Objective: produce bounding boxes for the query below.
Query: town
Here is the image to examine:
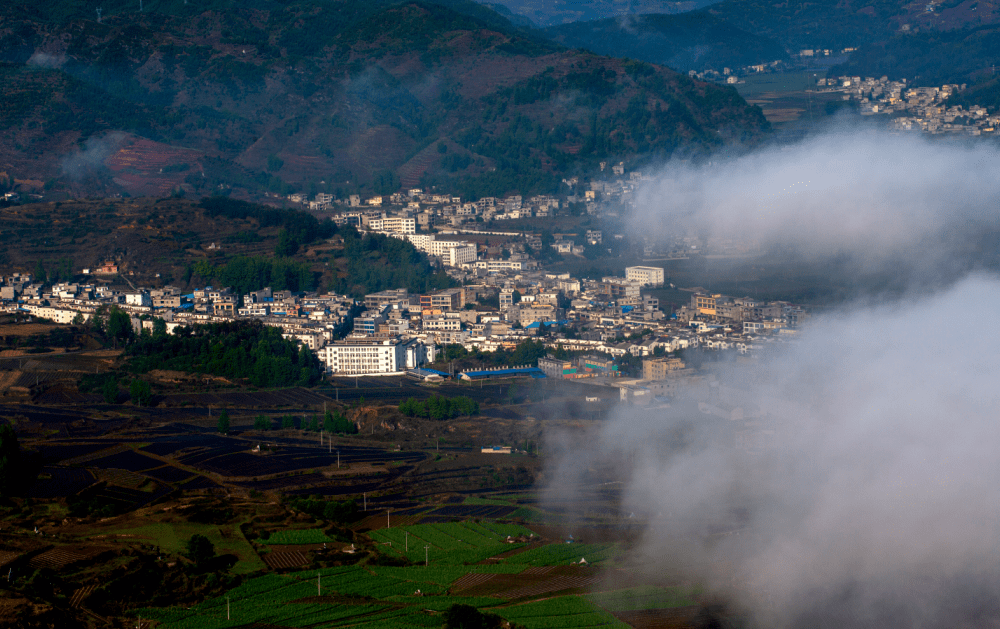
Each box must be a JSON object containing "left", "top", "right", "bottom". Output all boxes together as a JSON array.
[{"left": 1, "top": 179, "right": 809, "bottom": 405}]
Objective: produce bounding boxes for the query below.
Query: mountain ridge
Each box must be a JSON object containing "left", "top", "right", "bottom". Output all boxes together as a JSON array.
[{"left": 0, "top": 0, "right": 770, "bottom": 200}]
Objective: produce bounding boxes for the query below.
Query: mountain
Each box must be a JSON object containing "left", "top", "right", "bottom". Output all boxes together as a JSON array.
[
  {"left": 541, "top": 13, "right": 789, "bottom": 73},
  {"left": 0, "top": 0, "right": 769, "bottom": 202},
  {"left": 701, "top": 0, "right": 1000, "bottom": 51},
  {"left": 479, "top": 0, "right": 720, "bottom": 28},
  {"left": 830, "top": 25, "right": 1000, "bottom": 87}
]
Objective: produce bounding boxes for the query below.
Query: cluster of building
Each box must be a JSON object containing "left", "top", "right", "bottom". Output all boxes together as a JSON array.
[
  {"left": 1, "top": 246, "right": 810, "bottom": 382},
  {"left": 291, "top": 188, "right": 561, "bottom": 230},
  {"left": 818, "top": 76, "right": 998, "bottom": 135}
]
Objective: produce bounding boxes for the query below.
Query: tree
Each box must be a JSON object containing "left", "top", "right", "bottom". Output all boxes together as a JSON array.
[
  {"left": 254, "top": 415, "right": 270, "bottom": 431},
  {"left": 444, "top": 604, "right": 506, "bottom": 629},
  {"left": 282, "top": 415, "right": 296, "bottom": 430},
  {"left": 275, "top": 229, "right": 299, "bottom": 256},
  {"left": 71, "top": 313, "right": 85, "bottom": 325},
  {"left": 185, "top": 534, "right": 216, "bottom": 570},
  {"left": 152, "top": 318, "right": 167, "bottom": 337},
  {"left": 217, "top": 409, "right": 230, "bottom": 434},
  {"left": 323, "top": 409, "right": 335, "bottom": 433},
  {"left": 0, "top": 424, "right": 20, "bottom": 497},
  {"left": 129, "top": 380, "right": 151, "bottom": 407},
  {"left": 308, "top": 415, "right": 319, "bottom": 431},
  {"left": 101, "top": 377, "right": 119, "bottom": 404},
  {"left": 106, "top": 306, "right": 133, "bottom": 348}
]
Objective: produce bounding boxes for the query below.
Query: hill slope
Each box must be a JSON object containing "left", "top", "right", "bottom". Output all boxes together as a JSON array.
[
  {"left": 701, "top": 0, "right": 1000, "bottom": 51},
  {"left": 541, "top": 13, "right": 788, "bottom": 73},
  {"left": 480, "top": 0, "right": 721, "bottom": 27},
  {"left": 0, "top": 0, "right": 769, "bottom": 200}
]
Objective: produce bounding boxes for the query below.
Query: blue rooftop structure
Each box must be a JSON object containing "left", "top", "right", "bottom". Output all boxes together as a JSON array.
[{"left": 459, "top": 367, "right": 545, "bottom": 380}]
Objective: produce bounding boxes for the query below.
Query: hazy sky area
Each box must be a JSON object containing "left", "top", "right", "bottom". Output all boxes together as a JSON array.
[
  {"left": 544, "top": 129, "right": 1000, "bottom": 627},
  {"left": 629, "top": 128, "right": 1000, "bottom": 279}
]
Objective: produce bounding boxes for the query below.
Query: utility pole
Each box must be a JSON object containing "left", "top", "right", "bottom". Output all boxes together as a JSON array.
[
  {"left": 387, "top": 508, "right": 390, "bottom": 529},
  {"left": 227, "top": 596, "right": 230, "bottom": 620},
  {"left": 337, "top": 450, "right": 340, "bottom": 468},
  {"left": 424, "top": 545, "right": 430, "bottom": 567},
  {"left": 405, "top": 531, "right": 408, "bottom": 552},
  {"left": 364, "top": 492, "right": 367, "bottom": 511},
  {"left": 318, "top": 573, "right": 321, "bottom": 596}
]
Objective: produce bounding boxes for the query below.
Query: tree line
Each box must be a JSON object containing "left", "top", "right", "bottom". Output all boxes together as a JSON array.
[
  {"left": 398, "top": 395, "right": 479, "bottom": 419},
  {"left": 331, "top": 227, "right": 456, "bottom": 298},
  {"left": 125, "top": 320, "right": 323, "bottom": 389}
]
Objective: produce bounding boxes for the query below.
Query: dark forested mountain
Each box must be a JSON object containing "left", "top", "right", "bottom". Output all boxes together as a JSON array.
[
  {"left": 542, "top": 13, "right": 788, "bottom": 72},
  {"left": 830, "top": 25, "right": 1000, "bottom": 86},
  {"left": 701, "top": 0, "right": 1000, "bottom": 51},
  {"left": 0, "top": 0, "right": 769, "bottom": 201},
  {"left": 477, "top": 0, "right": 720, "bottom": 27}
]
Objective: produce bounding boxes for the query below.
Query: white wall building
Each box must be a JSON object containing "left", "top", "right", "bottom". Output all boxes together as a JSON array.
[
  {"left": 125, "top": 292, "right": 153, "bottom": 307},
  {"left": 370, "top": 217, "right": 415, "bottom": 235},
  {"left": 625, "top": 266, "right": 665, "bottom": 286},
  {"left": 318, "top": 337, "right": 432, "bottom": 375}
]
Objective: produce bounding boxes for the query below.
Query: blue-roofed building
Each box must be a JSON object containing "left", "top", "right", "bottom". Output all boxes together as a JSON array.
[{"left": 459, "top": 367, "right": 545, "bottom": 381}]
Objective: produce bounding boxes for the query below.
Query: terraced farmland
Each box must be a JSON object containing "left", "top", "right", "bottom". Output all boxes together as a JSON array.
[{"left": 367, "top": 521, "right": 535, "bottom": 566}]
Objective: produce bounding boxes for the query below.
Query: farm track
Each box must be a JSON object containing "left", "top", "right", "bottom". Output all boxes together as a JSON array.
[
  {"left": 501, "top": 573, "right": 601, "bottom": 599},
  {"left": 612, "top": 606, "right": 706, "bottom": 629},
  {"left": 451, "top": 572, "right": 496, "bottom": 591},
  {"left": 263, "top": 550, "right": 311, "bottom": 570},
  {"left": 69, "top": 584, "right": 96, "bottom": 608},
  {"left": 28, "top": 546, "right": 107, "bottom": 570}
]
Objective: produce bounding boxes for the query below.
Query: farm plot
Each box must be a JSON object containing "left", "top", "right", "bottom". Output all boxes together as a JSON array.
[
  {"left": 179, "top": 475, "right": 221, "bottom": 490},
  {"left": 25, "top": 467, "right": 96, "bottom": 498},
  {"left": 61, "top": 444, "right": 132, "bottom": 466},
  {"left": 28, "top": 546, "right": 109, "bottom": 570},
  {"left": 505, "top": 543, "right": 621, "bottom": 567},
  {"left": 36, "top": 442, "right": 111, "bottom": 464},
  {"left": 106, "top": 521, "right": 265, "bottom": 575},
  {"left": 589, "top": 586, "right": 697, "bottom": 612},
  {"left": 263, "top": 550, "right": 311, "bottom": 570},
  {"left": 367, "top": 522, "right": 533, "bottom": 565},
  {"left": 427, "top": 505, "right": 517, "bottom": 518},
  {"left": 97, "top": 468, "right": 147, "bottom": 488},
  {"left": 264, "top": 529, "right": 332, "bottom": 545},
  {"left": 137, "top": 572, "right": 387, "bottom": 629},
  {"left": 142, "top": 465, "right": 195, "bottom": 483},
  {"left": 498, "top": 595, "right": 630, "bottom": 629},
  {"left": 87, "top": 449, "right": 162, "bottom": 472}
]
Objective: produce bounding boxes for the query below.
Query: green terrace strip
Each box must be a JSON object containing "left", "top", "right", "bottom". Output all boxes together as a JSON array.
[
  {"left": 505, "top": 542, "right": 622, "bottom": 566},
  {"left": 497, "top": 595, "right": 630, "bottom": 629},
  {"left": 263, "top": 529, "right": 334, "bottom": 545},
  {"left": 366, "top": 522, "right": 535, "bottom": 565},
  {"left": 135, "top": 571, "right": 388, "bottom": 629},
  {"left": 587, "top": 585, "right": 698, "bottom": 612}
]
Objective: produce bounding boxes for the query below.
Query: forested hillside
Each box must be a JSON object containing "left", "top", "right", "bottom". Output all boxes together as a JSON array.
[
  {"left": 542, "top": 13, "right": 788, "bottom": 72},
  {"left": 0, "top": 0, "right": 770, "bottom": 201}
]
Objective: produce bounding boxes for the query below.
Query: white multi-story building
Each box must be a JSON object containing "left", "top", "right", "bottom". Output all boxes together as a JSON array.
[
  {"left": 370, "top": 217, "right": 416, "bottom": 235},
  {"left": 318, "top": 337, "right": 432, "bottom": 376},
  {"left": 625, "top": 266, "right": 665, "bottom": 286},
  {"left": 403, "top": 234, "right": 476, "bottom": 267},
  {"left": 125, "top": 292, "right": 152, "bottom": 307}
]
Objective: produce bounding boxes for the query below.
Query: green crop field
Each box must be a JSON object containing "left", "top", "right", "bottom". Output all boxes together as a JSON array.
[
  {"left": 105, "top": 520, "right": 265, "bottom": 574},
  {"left": 498, "top": 596, "right": 629, "bottom": 628},
  {"left": 135, "top": 572, "right": 388, "bottom": 628},
  {"left": 264, "top": 529, "right": 333, "bottom": 545},
  {"left": 135, "top": 522, "right": 632, "bottom": 629},
  {"left": 505, "top": 542, "right": 621, "bottom": 566},
  {"left": 367, "top": 521, "right": 535, "bottom": 565},
  {"left": 589, "top": 585, "right": 697, "bottom": 611}
]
